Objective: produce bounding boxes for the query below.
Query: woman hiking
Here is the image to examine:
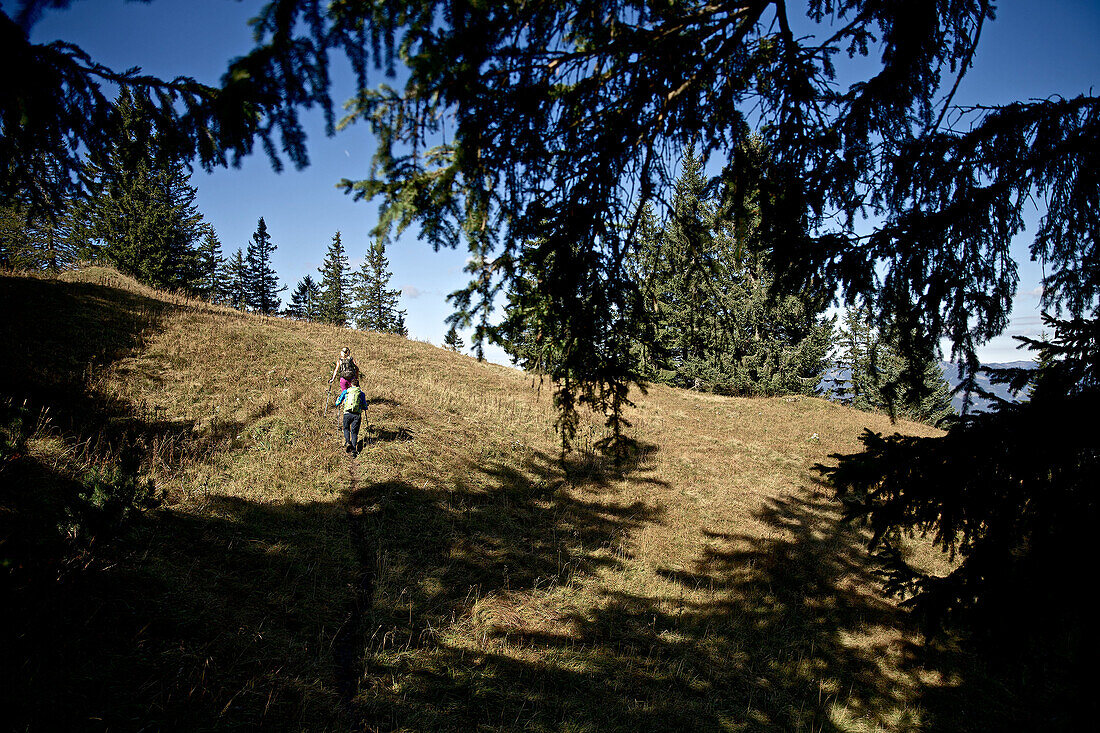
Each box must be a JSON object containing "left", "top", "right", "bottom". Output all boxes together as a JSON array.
[{"left": 329, "top": 347, "right": 359, "bottom": 391}]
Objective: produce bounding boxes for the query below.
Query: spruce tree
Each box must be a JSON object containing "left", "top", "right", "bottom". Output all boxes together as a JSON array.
[
  {"left": 195, "top": 224, "right": 227, "bottom": 303},
  {"left": 630, "top": 145, "right": 834, "bottom": 397},
  {"left": 829, "top": 315, "right": 1097, "bottom": 652},
  {"left": 74, "top": 91, "right": 204, "bottom": 291},
  {"left": 352, "top": 239, "right": 406, "bottom": 333},
  {"left": 245, "top": 217, "right": 284, "bottom": 315},
  {"left": 833, "top": 304, "right": 955, "bottom": 426},
  {"left": 0, "top": 199, "right": 77, "bottom": 272},
  {"left": 443, "top": 324, "right": 464, "bottom": 352},
  {"left": 657, "top": 147, "right": 716, "bottom": 389},
  {"left": 316, "top": 231, "right": 350, "bottom": 327},
  {"left": 285, "top": 274, "right": 320, "bottom": 321},
  {"left": 225, "top": 248, "right": 250, "bottom": 311}
]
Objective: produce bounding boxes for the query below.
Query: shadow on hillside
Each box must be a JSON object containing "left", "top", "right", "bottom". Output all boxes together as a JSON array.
[
  {"left": 3, "top": 494, "right": 357, "bottom": 729},
  {"left": 333, "top": 476, "right": 907, "bottom": 731},
  {"left": 335, "top": 465, "right": 1070, "bottom": 732},
  {"left": 0, "top": 276, "right": 168, "bottom": 411},
  {"left": 2, "top": 275, "right": 333, "bottom": 729},
  {"left": 4, "top": 437, "right": 1063, "bottom": 729},
  {"left": 2, "top": 277, "right": 167, "bottom": 571}
]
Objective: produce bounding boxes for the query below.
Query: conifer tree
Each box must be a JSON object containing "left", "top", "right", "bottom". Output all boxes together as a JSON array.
[
  {"left": 829, "top": 315, "right": 1097, "bottom": 651},
  {"left": 393, "top": 310, "right": 408, "bottom": 338},
  {"left": 195, "top": 224, "right": 227, "bottom": 303},
  {"left": 225, "top": 248, "right": 250, "bottom": 311},
  {"left": 352, "top": 239, "right": 406, "bottom": 333},
  {"left": 74, "top": 91, "right": 204, "bottom": 291},
  {"left": 285, "top": 274, "right": 320, "bottom": 321},
  {"left": 245, "top": 217, "right": 284, "bottom": 315},
  {"left": 316, "top": 231, "right": 350, "bottom": 327},
  {"left": 443, "top": 324, "right": 464, "bottom": 353},
  {"left": 0, "top": 199, "right": 77, "bottom": 272},
  {"left": 629, "top": 145, "right": 834, "bottom": 397},
  {"left": 833, "top": 304, "right": 955, "bottom": 426}
]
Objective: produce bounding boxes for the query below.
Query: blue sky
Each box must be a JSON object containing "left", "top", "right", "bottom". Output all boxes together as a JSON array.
[{"left": 23, "top": 0, "right": 1100, "bottom": 364}]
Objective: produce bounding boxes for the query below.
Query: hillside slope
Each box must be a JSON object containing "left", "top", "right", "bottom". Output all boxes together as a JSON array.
[{"left": 2, "top": 269, "right": 1035, "bottom": 731}]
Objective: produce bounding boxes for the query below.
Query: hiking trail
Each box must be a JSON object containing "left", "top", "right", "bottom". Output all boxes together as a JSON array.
[{"left": 332, "top": 431, "right": 376, "bottom": 709}]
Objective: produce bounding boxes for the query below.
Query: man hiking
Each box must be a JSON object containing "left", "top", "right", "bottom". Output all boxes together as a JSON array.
[{"left": 334, "top": 379, "right": 369, "bottom": 456}]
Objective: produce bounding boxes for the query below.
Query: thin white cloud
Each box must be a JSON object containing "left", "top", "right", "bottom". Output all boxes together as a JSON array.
[
  {"left": 1016, "top": 285, "right": 1044, "bottom": 301},
  {"left": 402, "top": 285, "right": 423, "bottom": 299}
]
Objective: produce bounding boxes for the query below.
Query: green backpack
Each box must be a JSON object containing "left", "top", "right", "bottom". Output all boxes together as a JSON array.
[{"left": 343, "top": 385, "right": 364, "bottom": 413}]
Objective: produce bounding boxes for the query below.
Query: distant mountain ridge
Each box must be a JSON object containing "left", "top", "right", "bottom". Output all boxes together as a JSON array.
[
  {"left": 940, "top": 361, "right": 1036, "bottom": 414},
  {"left": 820, "top": 361, "right": 1037, "bottom": 415}
]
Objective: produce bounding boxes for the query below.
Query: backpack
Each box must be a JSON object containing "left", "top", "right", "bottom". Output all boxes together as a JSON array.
[
  {"left": 338, "top": 357, "right": 358, "bottom": 380},
  {"left": 343, "top": 385, "right": 364, "bottom": 413}
]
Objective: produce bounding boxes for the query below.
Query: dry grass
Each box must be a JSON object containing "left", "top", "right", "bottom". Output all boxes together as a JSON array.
[{"left": 1, "top": 267, "right": 1042, "bottom": 731}]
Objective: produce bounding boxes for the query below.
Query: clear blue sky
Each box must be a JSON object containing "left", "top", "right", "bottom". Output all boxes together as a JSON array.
[{"left": 23, "top": 0, "right": 1100, "bottom": 364}]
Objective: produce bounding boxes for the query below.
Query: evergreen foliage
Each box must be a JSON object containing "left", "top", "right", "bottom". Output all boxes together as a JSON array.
[
  {"left": 0, "top": 200, "right": 77, "bottom": 272},
  {"left": 244, "top": 217, "right": 284, "bottom": 315},
  {"left": 195, "top": 224, "right": 228, "bottom": 303},
  {"left": 832, "top": 305, "right": 955, "bottom": 426},
  {"left": 71, "top": 92, "right": 205, "bottom": 292},
  {"left": 2, "top": 4, "right": 325, "bottom": 216},
  {"left": 225, "top": 248, "right": 250, "bottom": 311},
  {"left": 443, "top": 324, "right": 464, "bottom": 353},
  {"left": 351, "top": 239, "right": 406, "bottom": 334},
  {"left": 628, "top": 147, "right": 834, "bottom": 397},
  {"left": 316, "top": 231, "right": 350, "bottom": 327},
  {"left": 827, "top": 315, "right": 1098, "bottom": 654},
  {"left": 285, "top": 274, "right": 320, "bottom": 321}
]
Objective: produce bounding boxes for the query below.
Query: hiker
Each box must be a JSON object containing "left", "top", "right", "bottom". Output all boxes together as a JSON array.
[
  {"left": 334, "top": 379, "right": 369, "bottom": 456},
  {"left": 329, "top": 347, "right": 359, "bottom": 391}
]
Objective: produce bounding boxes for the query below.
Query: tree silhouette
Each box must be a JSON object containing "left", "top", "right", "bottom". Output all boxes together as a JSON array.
[
  {"left": 285, "top": 274, "right": 320, "bottom": 321},
  {"left": 316, "top": 231, "right": 350, "bottom": 327},
  {"left": 224, "top": 248, "right": 249, "bottom": 312},
  {"left": 826, "top": 316, "right": 1097, "bottom": 650},
  {"left": 195, "top": 225, "right": 228, "bottom": 304},
  {"left": 71, "top": 92, "right": 205, "bottom": 292},
  {"left": 1, "top": 5, "right": 324, "bottom": 216},
  {"left": 245, "top": 217, "right": 284, "bottom": 315},
  {"left": 442, "top": 324, "right": 464, "bottom": 353}
]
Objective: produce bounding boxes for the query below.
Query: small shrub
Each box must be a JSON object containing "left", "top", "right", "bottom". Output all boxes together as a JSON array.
[{"left": 60, "top": 461, "right": 159, "bottom": 546}]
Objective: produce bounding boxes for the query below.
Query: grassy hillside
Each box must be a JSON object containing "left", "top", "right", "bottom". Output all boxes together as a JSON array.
[{"left": 0, "top": 268, "right": 1049, "bottom": 731}]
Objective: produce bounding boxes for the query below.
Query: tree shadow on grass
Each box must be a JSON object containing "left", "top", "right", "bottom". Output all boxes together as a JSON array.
[
  {"left": 341, "top": 484, "right": 906, "bottom": 731},
  {"left": 3, "top": 494, "right": 356, "bottom": 730},
  {"left": 326, "top": 443, "right": 909, "bottom": 732},
  {"left": 0, "top": 276, "right": 169, "bottom": 411},
  {"left": 3, "top": 435, "right": 1055, "bottom": 730},
  {"left": 340, "top": 466, "right": 1071, "bottom": 732},
  {"left": 1, "top": 436, "right": 671, "bottom": 730}
]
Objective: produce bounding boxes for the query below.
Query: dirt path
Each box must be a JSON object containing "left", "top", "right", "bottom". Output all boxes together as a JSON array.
[{"left": 332, "top": 452, "right": 376, "bottom": 709}]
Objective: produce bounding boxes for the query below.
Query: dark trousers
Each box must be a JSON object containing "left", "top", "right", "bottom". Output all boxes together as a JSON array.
[{"left": 342, "top": 411, "right": 362, "bottom": 450}]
